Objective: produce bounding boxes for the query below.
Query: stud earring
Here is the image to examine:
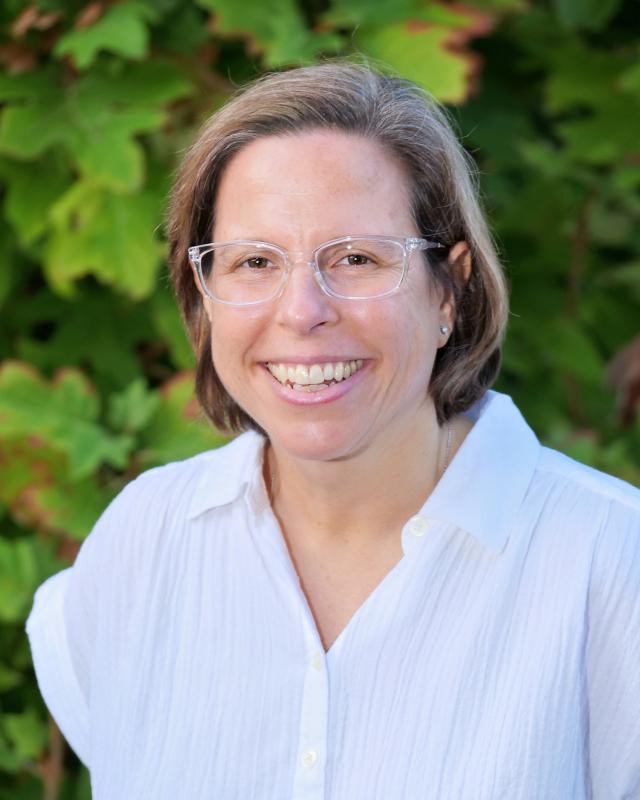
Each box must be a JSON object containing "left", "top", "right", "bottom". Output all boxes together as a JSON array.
[{"left": 439, "top": 325, "right": 449, "bottom": 335}]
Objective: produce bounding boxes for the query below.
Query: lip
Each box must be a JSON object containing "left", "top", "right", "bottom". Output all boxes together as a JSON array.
[
  {"left": 262, "top": 356, "right": 366, "bottom": 365},
  {"left": 260, "top": 359, "right": 370, "bottom": 406}
]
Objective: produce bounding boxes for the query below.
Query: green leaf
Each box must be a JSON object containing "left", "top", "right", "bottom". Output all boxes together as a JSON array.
[
  {"left": 0, "top": 440, "right": 114, "bottom": 540},
  {"left": 544, "top": 43, "right": 625, "bottom": 113},
  {"left": 355, "top": 25, "right": 463, "bottom": 102},
  {"left": 138, "top": 371, "right": 226, "bottom": 467},
  {"left": 27, "top": 478, "right": 114, "bottom": 541},
  {"left": 544, "top": 319, "right": 604, "bottom": 385},
  {"left": 0, "top": 62, "right": 189, "bottom": 190},
  {"left": 595, "top": 261, "right": 640, "bottom": 302},
  {"left": 54, "top": 1, "right": 157, "bottom": 69},
  {"left": 353, "top": 5, "right": 494, "bottom": 104},
  {"left": 0, "top": 155, "right": 72, "bottom": 244},
  {"left": 0, "top": 730, "right": 22, "bottom": 774},
  {"left": 0, "top": 227, "right": 15, "bottom": 311},
  {"left": 77, "top": 60, "right": 193, "bottom": 108},
  {"left": 0, "top": 68, "right": 60, "bottom": 103},
  {"left": 3, "top": 708, "right": 48, "bottom": 760},
  {"left": 154, "top": 4, "right": 211, "bottom": 54},
  {"left": 44, "top": 181, "right": 164, "bottom": 299},
  {"left": 470, "top": 0, "right": 526, "bottom": 8},
  {"left": 16, "top": 289, "right": 154, "bottom": 391},
  {"left": 0, "top": 361, "right": 133, "bottom": 479},
  {"left": 0, "top": 663, "right": 22, "bottom": 692},
  {"left": 72, "top": 107, "right": 164, "bottom": 191},
  {"left": 321, "top": 0, "right": 425, "bottom": 28},
  {"left": 197, "top": 0, "right": 341, "bottom": 65},
  {"left": 551, "top": 0, "right": 623, "bottom": 31},
  {"left": 556, "top": 97, "right": 640, "bottom": 164},
  {"left": 0, "top": 95, "right": 70, "bottom": 161},
  {"left": 0, "top": 538, "right": 40, "bottom": 622},
  {"left": 619, "top": 61, "right": 640, "bottom": 96},
  {"left": 108, "top": 379, "right": 160, "bottom": 433},
  {"left": 150, "top": 287, "right": 195, "bottom": 370},
  {"left": 587, "top": 200, "right": 633, "bottom": 247}
]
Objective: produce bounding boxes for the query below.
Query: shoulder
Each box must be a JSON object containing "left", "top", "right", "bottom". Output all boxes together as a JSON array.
[
  {"left": 534, "top": 447, "right": 640, "bottom": 592},
  {"left": 112, "top": 429, "right": 263, "bottom": 516},
  {"left": 537, "top": 445, "right": 640, "bottom": 514},
  {"left": 82, "top": 430, "right": 264, "bottom": 556},
  {"left": 532, "top": 446, "right": 640, "bottom": 540},
  {"left": 60, "top": 430, "right": 265, "bottom": 614},
  {"left": 516, "top": 446, "right": 640, "bottom": 585}
]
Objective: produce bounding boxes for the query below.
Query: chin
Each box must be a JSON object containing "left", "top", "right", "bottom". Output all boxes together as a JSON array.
[{"left": 265, "top": 419, "right": 367, "bottom": 464}]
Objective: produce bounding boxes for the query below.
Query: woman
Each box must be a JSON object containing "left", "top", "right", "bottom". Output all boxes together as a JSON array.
[{"left": 27, "top": 63, "right": 640, "bottom": 799}]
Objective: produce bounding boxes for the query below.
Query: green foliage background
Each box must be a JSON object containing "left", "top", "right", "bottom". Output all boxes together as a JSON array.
[{"left": 0, "top": 0, "right": 639, "bottom": 795}]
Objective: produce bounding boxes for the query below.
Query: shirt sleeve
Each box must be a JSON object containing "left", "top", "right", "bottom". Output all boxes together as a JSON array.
[
  {"left": 26, "top": 568, "right": 90, "bottom": 766},
  {"left": 25, "top": 477, "right": 132, "bottom": 768},
  {"left": 586, "top": 498, "right": 640, "bottom": 799}
]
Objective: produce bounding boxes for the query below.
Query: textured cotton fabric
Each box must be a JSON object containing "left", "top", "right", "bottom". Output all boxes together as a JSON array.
[{"left": 27, "top": 390, "right": 640, "bottom": 799}]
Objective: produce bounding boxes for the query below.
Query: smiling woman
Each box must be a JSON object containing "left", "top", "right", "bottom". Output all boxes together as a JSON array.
[
  {"left": 27, "top": 63, "right": 640, "bottom": 799},
  {"left": 191, "top": 130, "right": 462, "bottom": 466}
]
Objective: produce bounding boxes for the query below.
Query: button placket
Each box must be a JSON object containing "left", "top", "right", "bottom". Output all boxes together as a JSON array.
[{"left": 291, "top": 630, "right": 329, "bottom": 800}]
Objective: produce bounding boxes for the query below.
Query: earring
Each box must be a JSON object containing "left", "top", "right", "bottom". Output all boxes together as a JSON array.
[{"left": 439, "top": 325, "right": 449, "bottom": 335}]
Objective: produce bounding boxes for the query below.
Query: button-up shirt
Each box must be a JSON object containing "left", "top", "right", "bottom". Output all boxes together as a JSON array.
[{"left": 26, "top": 391, "right": 640, "bottom": 799}]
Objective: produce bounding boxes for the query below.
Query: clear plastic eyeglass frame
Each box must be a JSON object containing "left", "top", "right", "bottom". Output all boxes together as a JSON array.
[{"left": 187, "top": 234, "right": 447, "bottom": 306}]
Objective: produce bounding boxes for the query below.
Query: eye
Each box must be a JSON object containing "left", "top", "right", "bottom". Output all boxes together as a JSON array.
[
  {"left": 242, "top": 256, "right": 272, "bottom": 270},
  {"left": 331, "top": 251, "right": 378, "bottom": 269},
  {"left": 343, "top": 253, "right": 371, "bottom": 266}
]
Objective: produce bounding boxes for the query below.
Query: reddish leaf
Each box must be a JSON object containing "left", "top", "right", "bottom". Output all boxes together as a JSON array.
[
  {"left": 10, "top": 7, "right": 62, "bottom": 38},
  {"left": 607, "top": 335, "right": 640, "bottom": 425},
  {"left": 0, "top": 44, "right": 37, "bottom": 75},
  {"left": 75, "top": 2, "right": 107, "bottom": 30},
  {"left": 11, "top": 7, "right": 40, "bottom": 38}
]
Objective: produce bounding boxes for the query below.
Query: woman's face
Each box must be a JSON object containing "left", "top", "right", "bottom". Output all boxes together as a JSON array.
[{"left": 200, "top": 130, "right": 458, "bottom": 463}]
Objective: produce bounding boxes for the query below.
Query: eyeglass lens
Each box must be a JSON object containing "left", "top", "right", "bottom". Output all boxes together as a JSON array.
[{"left": 198, "top": 238, "right": 407, "bottom": 303}]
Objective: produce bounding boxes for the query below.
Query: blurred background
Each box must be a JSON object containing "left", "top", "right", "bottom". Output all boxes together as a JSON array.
[{"left": 0, "top": 0, "right": 639, "bottom": 796}]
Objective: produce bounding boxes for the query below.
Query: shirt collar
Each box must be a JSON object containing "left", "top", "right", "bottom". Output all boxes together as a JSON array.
[
  {"left": 187, "top": 390, "right": 541, "bottom": 554},
  {"left": 420, "top": 390, "right": 540, "bottom": 553},
  {"left": 187, "top": 429, "right": 265, "bottom": 519}
]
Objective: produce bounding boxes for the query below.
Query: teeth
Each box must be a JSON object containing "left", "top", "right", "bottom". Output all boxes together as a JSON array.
[
  {"left": 267, "top": 360, "right": 365, "bottom": 388},
  {"left": 293, "top": 383, "right": 327, "bottom": 392}
]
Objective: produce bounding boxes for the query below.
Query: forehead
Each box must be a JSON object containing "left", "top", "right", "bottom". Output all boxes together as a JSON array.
[{"left": 212, "top": 130, "right": 415, "bottom": 243}]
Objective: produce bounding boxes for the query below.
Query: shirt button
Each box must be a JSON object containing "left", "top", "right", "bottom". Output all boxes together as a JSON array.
[
  {"left": 408, "top": 515, "right": 429, "bottom": 537},
  {"left": 311, "top": 651, "right": 323, "bottom": 671},
  {"left": 301, "top": 749, "right": 318, "bottom": 768}
]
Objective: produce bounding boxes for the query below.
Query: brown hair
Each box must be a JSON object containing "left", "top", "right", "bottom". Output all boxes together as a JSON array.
[{"left": 167, "top": 61, "right": 509, "bottom": 432}]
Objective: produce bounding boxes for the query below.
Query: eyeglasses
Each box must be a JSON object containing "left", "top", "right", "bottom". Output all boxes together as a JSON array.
[{"left": 187, "top": 235, "right": 446, "bottom": 306}]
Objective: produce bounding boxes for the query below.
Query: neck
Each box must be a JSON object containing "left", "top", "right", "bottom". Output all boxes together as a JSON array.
[{"left": 265, "top": 404, "right": 453, "bottom": 553}]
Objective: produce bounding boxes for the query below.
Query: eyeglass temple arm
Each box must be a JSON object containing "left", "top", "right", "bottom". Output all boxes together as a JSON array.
[{"left": 408, "top": 237, "right": 447, "bottom": 251}]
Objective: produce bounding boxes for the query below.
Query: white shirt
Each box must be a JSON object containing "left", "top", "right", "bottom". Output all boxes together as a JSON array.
[{"left": 27, "top": 390, "right": 640, "bottom": 799}]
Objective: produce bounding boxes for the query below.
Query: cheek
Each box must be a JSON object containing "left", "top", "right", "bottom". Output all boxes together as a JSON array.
[{"left": 208, "top": 308, "right": 265, "bottom": 378}]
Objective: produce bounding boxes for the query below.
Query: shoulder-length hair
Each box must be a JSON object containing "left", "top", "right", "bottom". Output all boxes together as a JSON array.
[{"left": 167, "top": 61, "right": 509, "bottom": 432}]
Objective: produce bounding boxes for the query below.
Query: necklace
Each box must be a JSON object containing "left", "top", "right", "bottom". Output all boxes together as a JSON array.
[{"left": 440, "top": 420, "right": 453, "bottom": 480}]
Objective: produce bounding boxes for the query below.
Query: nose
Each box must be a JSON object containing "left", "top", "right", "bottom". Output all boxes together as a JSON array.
[{"left": 274, "top": 258, "right": 339, "bottom": 333}]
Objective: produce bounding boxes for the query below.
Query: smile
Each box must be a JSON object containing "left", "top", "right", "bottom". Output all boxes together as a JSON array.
[{"left": 266, "top": 360, "right": 365, "bottom": 392}]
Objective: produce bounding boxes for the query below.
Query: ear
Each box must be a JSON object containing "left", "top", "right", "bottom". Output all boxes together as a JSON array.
[
  {"left": 438, "top": 240, "right": 471, "bottom": 343},
  {"left": 190, "top": 260, "right": 215, "bottom": 325}
]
